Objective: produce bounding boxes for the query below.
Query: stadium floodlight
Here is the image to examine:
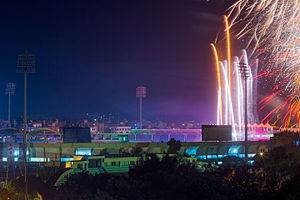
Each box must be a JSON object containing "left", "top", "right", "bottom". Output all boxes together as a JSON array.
[
  {"left": 136, "top": 86, "right": 146, "bottom": 129},
  {"left": 17, "top": 52, "right": 35, "bottom": 200},
  {"left": 239, "top": 62, "right": 249, "bottom": 161},
  {"left": 6, "top": 82, "right": 16, "bottom": 128},
  {"left": 17, "top": 53, "right": 35, "bottom": 130}
]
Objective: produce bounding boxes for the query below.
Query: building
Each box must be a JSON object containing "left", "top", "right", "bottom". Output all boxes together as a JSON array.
[
  {"left": 53, "top": 154, "right": 141, "bottom": 186},
  {"left": 0, "top": 140, "right": 268, "bottom": 166},
  {"left": 91, "top": 133, "right": 128, "bottom": 143},
  {"left": 129, "top": 129, "right": 202, "bottom": 142},
  {"left": 108, "top": 126, "right": 131, "bottom": 133}
]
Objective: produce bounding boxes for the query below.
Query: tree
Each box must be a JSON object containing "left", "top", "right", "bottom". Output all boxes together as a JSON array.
[
  {"left": 221, "top": 156, "right": 245, "bottom": 166},
  {"left": 131, "top": 146, "right": 143, "bottom": 156},
  {"left": 167, "top": 138, "right": 181, "bottom": 154},
  {"left": 253, "top": 146, "right": 300, "bottom": 191},
  {"left": 279, "top": 166, "right": 300, "bottom": 199},
  {"left": 0, "top": 187, "right": 15, "bottom": 200},
  {"left": 129, "top": 155, "right": 237, "bottom": 200},
  {"left": 8, "top": 175, "right": 56, "bottom": 200}
]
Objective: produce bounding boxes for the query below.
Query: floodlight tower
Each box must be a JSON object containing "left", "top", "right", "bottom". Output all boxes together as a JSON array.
[
  {"left": 136, "top": 86, "right": 146, "bottom": 129},
  {"left": 6, "top": 83, "right": 16, "bottom": 128},
  {"left": 239, "top": 62, "right": 249, "bottom": 161},
  {"left": 17, "top": 53, "right": 35, "bottom": 200}
]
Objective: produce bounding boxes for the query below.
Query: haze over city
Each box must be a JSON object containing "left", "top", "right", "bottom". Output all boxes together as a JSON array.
[{"left": 0, "top": 0, "right": 237, "bottom": 122}]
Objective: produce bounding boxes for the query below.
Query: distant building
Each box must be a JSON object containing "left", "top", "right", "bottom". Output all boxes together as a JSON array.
[
  {"left": 152, "top": 121, "right": 168, "bottom": 129},
  {"left": 108, "top": 126, "right": 131, "bottom": 134},
  {"left": 32, "top": 122, "right": 42, "bottom": 128},
  {"left": 90, "top": 122, "right": 105, "bottom": 134}
]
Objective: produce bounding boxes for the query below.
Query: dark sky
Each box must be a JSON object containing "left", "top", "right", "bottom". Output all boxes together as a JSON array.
[{"left": 0, "top": 0, "right": 233, "bottom": 122}]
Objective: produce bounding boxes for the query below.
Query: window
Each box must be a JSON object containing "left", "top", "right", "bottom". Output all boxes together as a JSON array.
[
  {"left": 207, "top": 155, "right": 217, "bottom": 159},
  {"left": 197, "top": 155, "right": 206, "bottom": 159}
]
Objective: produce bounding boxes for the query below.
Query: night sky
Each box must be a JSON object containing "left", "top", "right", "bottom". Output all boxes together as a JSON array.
[{"left": 0, "top": 0, "right": 234, "bottom": 122}]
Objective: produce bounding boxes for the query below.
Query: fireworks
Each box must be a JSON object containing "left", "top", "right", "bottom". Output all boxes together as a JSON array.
[
  {"left": 228, "top": 0, "right": 300, "bottom": 128},
  {"left": 211, "top": 16, "right": 259, "bottom": 141}
]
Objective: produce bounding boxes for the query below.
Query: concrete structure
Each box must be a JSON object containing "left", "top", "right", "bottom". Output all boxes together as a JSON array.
[
  {"left": 130, "top": 129, "right": 202, "bottom": 142},
  {"left": 0, "top": 141, "right": 268, "bottom": 166},
  {"left": 0, "top": 125, "right": 275, "bottom": 145},
  {"left": 91, "top": 133, "right": 128, "bottom": 143},
  {"left": 129, "top": 127, "right": 274, "bottom": 143}
]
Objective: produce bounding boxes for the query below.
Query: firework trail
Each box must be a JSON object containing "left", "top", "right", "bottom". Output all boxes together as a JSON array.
[
  {"left": 211, "top": 16, "right": 260, "bottom": 141},
  {"left": 228, "top": 0, "right": 300, "bottom": 128}
]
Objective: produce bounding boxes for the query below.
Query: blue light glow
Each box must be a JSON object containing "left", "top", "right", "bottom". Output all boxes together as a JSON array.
[
  {"left": 197, "top": 155, "right": 206, "bottom": 159},
  {"left": 185, "top": 147, "right": 199, "bottom": 157},
  {"left": 61, "top": 158, "right": 74, "bottom": 162},
  {"left": 207, "top": 155, "right": 218, "bottom": 159},
  {"left": 2, "top": 157, "right": 18, "bottom": 162},
  {"left": 14, "top": 148, "right": 19, "bottom": 156},
  {"left": 30, "top": 157, "right": 49, "bottom": 162},
  {"left": 228, "top": 145, "right": 241, "bottom": 154},
  {"left": 76, "top": 148, "right": 92, "bottom": 156},
  {"left": 248, "top": 160, "right": 254, "bottom": 165}
]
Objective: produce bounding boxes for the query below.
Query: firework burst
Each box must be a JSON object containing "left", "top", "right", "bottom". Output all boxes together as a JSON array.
[{"left": 228, "top": 0, "right": 300, "bottom": 128}]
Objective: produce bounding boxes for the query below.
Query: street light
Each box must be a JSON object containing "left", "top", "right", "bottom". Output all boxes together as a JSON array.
[
  {"left": 6, "top": 82, "right": 16, "bottom": 128},
  {"left": 259, "top": 152, "right": 264, "bottom": 156},
  {"left": 17, "top": 52, "right": 35, "bottom": 200},
  {"left": 239, "top": 62, "right": 249, "bottom": 161},
  {"left": 136, "top": 86, "right": 146, "bottom": 129}
]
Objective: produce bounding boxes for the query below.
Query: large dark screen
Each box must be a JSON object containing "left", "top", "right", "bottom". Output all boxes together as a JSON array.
[
  {"left": 202, "top": 125, "right": 232, "bottom": 141},
  {"left": 63, "top": 127, "right": 91, "bottom": 143}
]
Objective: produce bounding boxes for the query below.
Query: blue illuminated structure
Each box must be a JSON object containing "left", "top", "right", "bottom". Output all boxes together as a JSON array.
[
  {"left": 185, "top": 144, "right": 257, "bottom": 161},
  {"left": 75, "top": 148, "right": 92, "bottom": 156}
]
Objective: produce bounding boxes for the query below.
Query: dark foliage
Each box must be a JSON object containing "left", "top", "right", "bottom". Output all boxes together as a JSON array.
[
  {"left": 0, "top": 187, "right": 16, "bottom": 200},
  {"left": 279, "top": 166, "right": 300, "bottom": 199},
  {"left": 167, "top": 138, "right": 181, "bottom": 154},
  {"left": 253, "top": 146, "right": 300, "bottom": 192},
  {"left": 57, "top": 155, "right": 252, "bottom": 200}
]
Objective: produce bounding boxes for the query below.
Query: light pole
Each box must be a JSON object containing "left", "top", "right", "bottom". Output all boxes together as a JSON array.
[
  {"left": 6, "top": 83, "right": 16, "bottom": 128},
  {"left": 17, "top": 53, "right": 35, "bottom": 200},
  {"left": 239, "top": 62, "right": 249, "bottom": 161},
  {"left": 136, "top": 86, "right": 146, "bottom": 129}
]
